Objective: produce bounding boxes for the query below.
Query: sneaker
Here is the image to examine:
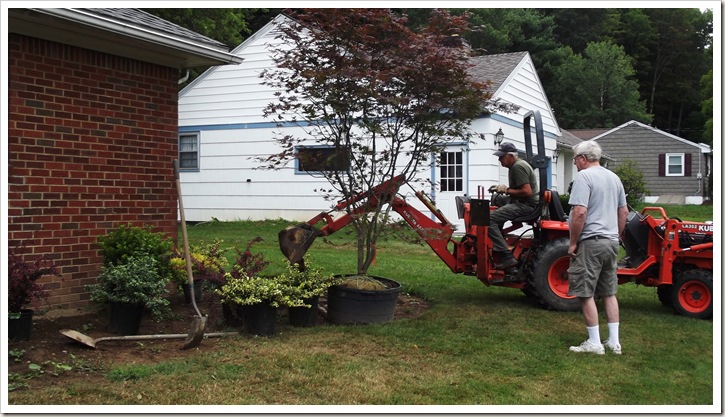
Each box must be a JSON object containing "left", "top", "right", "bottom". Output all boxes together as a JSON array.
[
  {"left": 603, "top": 339, "right": 622, "bottom": 355},
  {"left": 569, "top": 340, "right": 605, "bottom": 355}
]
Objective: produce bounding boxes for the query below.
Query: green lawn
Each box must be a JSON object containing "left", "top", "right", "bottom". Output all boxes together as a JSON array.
[{"left": 8, "top": 205, "right": 716, "bottom": 409}]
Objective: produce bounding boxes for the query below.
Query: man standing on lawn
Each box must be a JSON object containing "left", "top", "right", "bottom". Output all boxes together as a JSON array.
[{"left": 567, "top": 140, "right": 628, "bottom": 355}]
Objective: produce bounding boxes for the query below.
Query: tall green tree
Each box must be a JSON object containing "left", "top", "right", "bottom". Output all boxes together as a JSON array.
[
  {"left": 635, "top": 9, "right": 711, "bottom": 137},
  {"left": 541, "top": 9, "right": 619, "bottom": 53},
  {"left": 551, "top": 41, "right": 651, "bottom": 128},
  {"left": 699, "top": 69, "right": 713, "bottom": 146},
  {"left": 143, "top": 8, "right": 260, "bottom": 47}
]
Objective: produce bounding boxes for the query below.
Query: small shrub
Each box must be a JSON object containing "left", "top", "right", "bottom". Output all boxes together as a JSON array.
[
  {"left": 170, "top": 240, "right": 227, "bottom": 288},
  {"left": 613, "top": 159, "right": 648, "bottom": 207},
  {"left": 97, "top": 224, "right": 173, "bottom": 281},
  {"left": 277, "top": 258, "right": 341, "bottom": 301},
  {"left": 230, "top": 237, "right": 270, "bottom": 279},
  {"left": 86, "top": 255, "right": 171, "bottom": 319},
  {"left": 8, "top": 249, "right": 59, "bottom": 313}
]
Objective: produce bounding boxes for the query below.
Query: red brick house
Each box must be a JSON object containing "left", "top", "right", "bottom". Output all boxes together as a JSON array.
[{"left": 7, "top": 9, "right": 241, "bottom": 312}]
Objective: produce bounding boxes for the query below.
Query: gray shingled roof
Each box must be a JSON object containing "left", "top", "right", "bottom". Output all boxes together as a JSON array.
[
  {"left": 567, "top": 128, "right": 610, "bottom": 140},
  {"left": 468, "top": 51, "right": 527, "bottom": 94},
  {"left": 558, "top": 129, "right": 583, "bottom": 148},
  {"left": 84, "top": 8, "right": 228, "bottom": 50}
]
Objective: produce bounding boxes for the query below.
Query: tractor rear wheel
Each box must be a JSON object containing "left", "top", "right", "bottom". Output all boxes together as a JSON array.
[
  {"left": 529, "top": 238, "right": 579, "bottom": 312},
  {"left": 673, "top": 269, "right": 712, "bottom": 319}
]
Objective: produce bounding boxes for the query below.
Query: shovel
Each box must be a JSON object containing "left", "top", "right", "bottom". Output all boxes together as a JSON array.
[
  {"left": 174, "top": 159, "right": 207, "bottom": 349},
  {"left": 59, "top": 329, "right": 236, "bottom": 349}
]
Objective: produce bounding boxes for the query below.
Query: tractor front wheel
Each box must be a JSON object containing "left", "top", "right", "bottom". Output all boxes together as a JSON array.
[
  {"left": 529, "top": 238, "right": 579, "bottom": 312},
  {"left": 673, "top": 269, "right": 712, "bottom": 319}
]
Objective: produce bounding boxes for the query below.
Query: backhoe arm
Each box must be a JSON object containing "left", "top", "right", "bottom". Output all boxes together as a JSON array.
[
  {"left": 279, "top": 175, "right": 406, "bottom": 264},
  {"left": 278, "top": 174, "right": 458, "bottom": 271}
]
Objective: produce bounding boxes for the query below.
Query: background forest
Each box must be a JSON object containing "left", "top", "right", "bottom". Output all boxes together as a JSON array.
[{"left": 144, "top": 8, "right": 714, "bottom": 145}]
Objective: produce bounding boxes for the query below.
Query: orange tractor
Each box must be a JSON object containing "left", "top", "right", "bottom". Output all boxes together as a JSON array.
[{"left": 279, "top": 111, "right": 714, "bottom": 319}]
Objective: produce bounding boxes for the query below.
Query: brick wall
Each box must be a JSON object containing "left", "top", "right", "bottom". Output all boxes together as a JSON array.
[{"left": 8, "top": 34, "right": 180, "bottom": 312}]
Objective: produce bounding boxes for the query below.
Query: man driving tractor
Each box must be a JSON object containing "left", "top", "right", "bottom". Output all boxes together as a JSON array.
[{"left": 488, "top": 142, "right": 539, "bottom": 270}]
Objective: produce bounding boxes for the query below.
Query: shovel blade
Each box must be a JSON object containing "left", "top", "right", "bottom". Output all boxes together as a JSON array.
[
  {"left": 181, "top": 315, "right": 207, "bottom": 350},
  {"left": 279, "top": 225, "right": 319, "bottom": 264},
  {"left": 59, "top": 329, "right": 97, "bottom": 349}
]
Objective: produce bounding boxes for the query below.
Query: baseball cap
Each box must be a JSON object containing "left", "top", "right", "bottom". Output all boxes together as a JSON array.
[{"left": 494, "top": 142, "right": 518, "bottom": 157}]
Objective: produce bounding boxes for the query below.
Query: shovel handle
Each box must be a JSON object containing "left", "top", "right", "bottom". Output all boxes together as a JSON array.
[
  {"left": 95, "top": 332, "right": 237, "bottom": 343},
  {"left": 174, "top": 159, "right": 203, "bottom": 318}
]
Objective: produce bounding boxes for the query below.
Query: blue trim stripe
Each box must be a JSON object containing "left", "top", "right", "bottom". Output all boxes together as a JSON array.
[{"left": 179, "top": 120, "right": 314, "bottom": 132}]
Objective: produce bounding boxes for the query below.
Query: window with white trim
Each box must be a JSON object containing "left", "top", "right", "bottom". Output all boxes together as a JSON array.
[
  {"left": 179, "top": 133, "right": 200, "bottom": 171},
  {"left": 439, "top": 150, "right": 464, "bottom": 192},
  {"left": 666, "top": 153, "right": 684, "bottom": 176}
]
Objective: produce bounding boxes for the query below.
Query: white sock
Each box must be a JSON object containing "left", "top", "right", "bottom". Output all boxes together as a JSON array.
[
  {"left": 587, "top": 325, "right": 601, "bottom": 345},
  {"left": 607, "top": 322, "right": 620, "bottom": 345}
]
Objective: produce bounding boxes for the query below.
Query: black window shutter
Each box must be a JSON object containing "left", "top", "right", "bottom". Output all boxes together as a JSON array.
[
  {"left": 658, "top": 154, "right": 665, "bottom": 176},
  {"left": 685, "top": 153, "right": 692, "bottom": 176}
]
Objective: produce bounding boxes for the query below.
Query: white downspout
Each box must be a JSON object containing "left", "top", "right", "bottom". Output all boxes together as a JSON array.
[{"left": 178, "top": 69, "right": 190, "bottom": 85}]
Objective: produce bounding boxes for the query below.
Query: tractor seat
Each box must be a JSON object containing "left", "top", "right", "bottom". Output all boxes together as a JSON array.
[{"left": 511, "top": 190, "right": 568, "bottom": 224}]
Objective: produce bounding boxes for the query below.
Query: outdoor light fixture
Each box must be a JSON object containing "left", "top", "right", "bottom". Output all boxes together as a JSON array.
[
  {"left": 494, "top": 128, "right": 504, "bottom": 147},
  {"left": 552, "top": 148, "right": 560, "bottom": 163}
]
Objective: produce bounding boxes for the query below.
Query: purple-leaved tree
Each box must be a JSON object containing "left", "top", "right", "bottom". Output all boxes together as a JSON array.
[{"left": 261, "top": 9, "right": 515, "bottom": 275}]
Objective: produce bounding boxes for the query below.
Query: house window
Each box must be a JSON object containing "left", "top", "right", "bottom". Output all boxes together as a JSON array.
[
  {"left": 179, "top": 133, "right": 200, "bottom": 170},
  {"left": 666, "top": 153, "right": 684, "bottom": 176},
  {"left": 439, "top": 150, "right": 463, "bottom": 192},
  {"left": 296, "top": 146, "right": 350, "bottom": 173}
]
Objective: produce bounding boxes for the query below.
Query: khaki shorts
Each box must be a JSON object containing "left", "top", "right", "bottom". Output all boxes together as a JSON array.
[{"left": 567, "top": 237, "right": 619, "bottom": 298}]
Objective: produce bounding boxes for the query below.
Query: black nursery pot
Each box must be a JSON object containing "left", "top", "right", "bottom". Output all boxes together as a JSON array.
[
  {"left": 109, "top": 302, "right": 144, "bottom": 335},
  {"left": 326, "top": 276, "right": 401, "bottom": 325},
  {"left": 240, "top": 303, "right": 278, "bottom": 336},
  {"left": 8, "top": 309, "right": 34, "bottom": 342},
  {"left": 222, "top": 302, "right": 244, "bottom": 328},
  {"left": 288, "top": 296, "right": 320, "bottom": 327},
  {"left": 182, "top": 280, "right": 204, "bottom": 304}
]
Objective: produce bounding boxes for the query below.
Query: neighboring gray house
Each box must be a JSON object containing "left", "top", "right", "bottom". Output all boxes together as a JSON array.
[
  {"left": 178, "top": 14, "right": 563, "bottom": 228},
  {"left": 589, "top": 121, "right": 712, "bottom": 204}
]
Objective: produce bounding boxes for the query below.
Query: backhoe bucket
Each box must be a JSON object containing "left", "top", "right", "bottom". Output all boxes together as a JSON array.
[{"left": 279, "top": 224, "right": 320, "bottom": 264}]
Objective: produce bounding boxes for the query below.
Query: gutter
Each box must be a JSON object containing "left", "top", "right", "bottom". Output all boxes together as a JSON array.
[{"left": 32, "top": 8, "right": 243, "bottom": 65}]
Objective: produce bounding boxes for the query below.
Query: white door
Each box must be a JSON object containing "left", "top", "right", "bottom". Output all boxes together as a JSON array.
[{"left": 432, "top": 145, "right": 468, "bottom": 232}]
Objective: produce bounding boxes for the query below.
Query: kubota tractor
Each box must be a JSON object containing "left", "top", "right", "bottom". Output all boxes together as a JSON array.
[{"left": 279, "top": 111, "right": 714, "bottom": 319}]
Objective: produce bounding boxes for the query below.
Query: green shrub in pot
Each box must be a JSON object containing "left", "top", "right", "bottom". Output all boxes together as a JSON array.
[
  {"left": 86, "top": 255, "right": 171, "bottom": 319},
  {"left": 97, "top": 224, "right": 173, "bottom": 282}
]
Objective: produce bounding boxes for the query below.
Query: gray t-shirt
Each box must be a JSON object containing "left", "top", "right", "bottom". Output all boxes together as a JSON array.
[{"left": 568, "top": 166, "right": 626, "bottom": 241}]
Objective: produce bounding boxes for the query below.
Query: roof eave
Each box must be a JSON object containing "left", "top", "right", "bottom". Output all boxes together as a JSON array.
[{"left": 9, "top": 8, "right": 243, "bottom": 69}]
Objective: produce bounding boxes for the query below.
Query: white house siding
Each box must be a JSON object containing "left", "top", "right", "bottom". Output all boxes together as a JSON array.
[
  {"left": 179, "top": 16, "right": 288, "bottom": 127},
  {"left": 179, "top": 15, "right": 564, "bottom": 225}
]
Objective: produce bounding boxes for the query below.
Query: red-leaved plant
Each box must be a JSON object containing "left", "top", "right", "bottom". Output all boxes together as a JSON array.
[
  {"left": 8, "top": 249, "right": 60, "bottom": 314},
  {"left": 230, "top": 237, "right": 270, "bottom": 279}
]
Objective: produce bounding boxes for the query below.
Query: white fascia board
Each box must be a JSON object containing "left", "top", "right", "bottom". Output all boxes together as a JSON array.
[{"left": 35, "top": 8, "right": 244, "bottom": 65}]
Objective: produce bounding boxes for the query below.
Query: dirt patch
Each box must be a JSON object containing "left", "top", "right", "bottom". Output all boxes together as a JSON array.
[{"left": 8, "top": 291, "right": 430, "bottom": 389}]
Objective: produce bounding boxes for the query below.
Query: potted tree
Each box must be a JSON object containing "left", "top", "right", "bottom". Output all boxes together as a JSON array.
[
  {"left": 8, "top": 249, "right": 59, "bottom": 341},
  {"left": 86, "top": 255, "right": 171, "bottom": 335},
  {"left": 261, "top": 9, "right": 513, "bottom": 323},
  {"left": 92, "top": 224, "right": 174, "bottom": 334}
]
